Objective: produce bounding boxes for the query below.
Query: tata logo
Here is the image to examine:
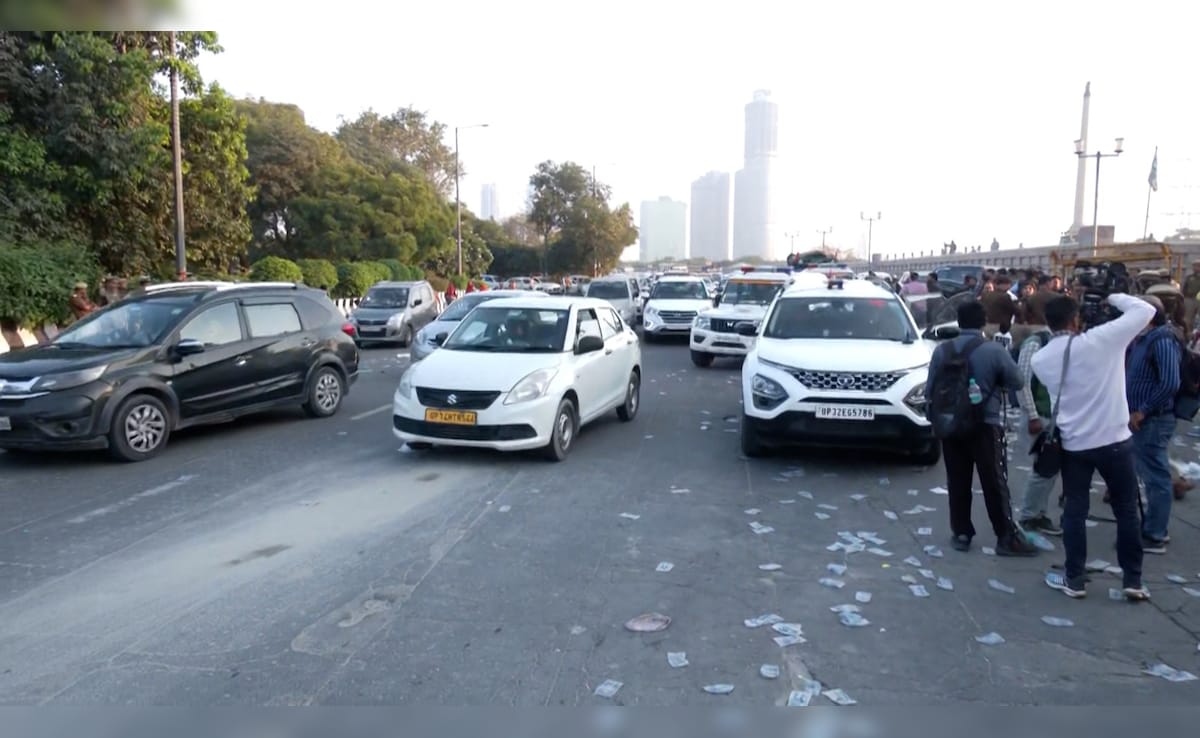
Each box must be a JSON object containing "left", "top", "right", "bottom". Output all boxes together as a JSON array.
[
  {"left": 446, "top": 394, "right": 458, "bottom": 406},
  {"left": 836, "top": 374, "right": 855, "bottom": 388}
]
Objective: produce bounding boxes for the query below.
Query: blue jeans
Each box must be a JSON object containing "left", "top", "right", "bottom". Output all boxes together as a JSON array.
[
  {"left": 1060, "top": 440, "right": 1144, "bottom": 588},
  {"left": 1133, "top": 413, "right": 1176, "bottom": 541}
]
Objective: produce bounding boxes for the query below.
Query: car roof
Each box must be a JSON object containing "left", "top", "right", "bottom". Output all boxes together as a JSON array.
[
  {"left": 728, "top": 271, "right": 791, "bottom": 282},
  {"left": 657, "top": 275, "right": 705, "bottom": 283},
  {"left": 471, "top": 289, "right": 548, "bottom": 298},
  {"left": 473, "top": 296, "right": 613, "bottom": 311},
  {"left": 782, "top": 279, "right": 898, "bottom": 299},
  {"left": 370, "top": 281, "right": 424, "bottom": 288}
]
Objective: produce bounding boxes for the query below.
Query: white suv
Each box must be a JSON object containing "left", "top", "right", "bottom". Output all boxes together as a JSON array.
[
  {"left": 739, "top": 279, "right": 939, "bottom": 464},
  {"left": 689, "top": 272, "right": 791, "bottom": 367},
  {"left": 642, "top": 276, "right": 711, "bottom": 342}
]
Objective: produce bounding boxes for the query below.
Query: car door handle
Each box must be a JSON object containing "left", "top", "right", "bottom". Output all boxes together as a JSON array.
[
  {"left": 234, "top": 355, "right": 251, "bottom": 366},
  {"left": 300, "top": 338, "right": 317, "bottom": 348}
]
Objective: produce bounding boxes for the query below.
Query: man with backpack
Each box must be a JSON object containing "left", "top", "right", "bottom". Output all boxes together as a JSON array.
[
  {"left": 926, "top": 301, "right": 1036, "bottom": 555},
  {"left": 1015, "top": 322, "right": 1060, "bottom": 536},
  {"left": 1126, "top": 295, "right": 1182, "bottom": 555}
]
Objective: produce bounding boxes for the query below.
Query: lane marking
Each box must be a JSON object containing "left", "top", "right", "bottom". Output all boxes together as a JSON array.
[
  {"left": 68, "top": 475, "right": 198, "bottom": 524},
  {"left": 350, "top": 404, "right": 393, "bottom": 422}
]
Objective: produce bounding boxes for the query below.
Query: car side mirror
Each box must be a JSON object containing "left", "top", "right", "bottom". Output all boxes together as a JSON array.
[
  {"left": 175, "top": 338, "right": 205, "bottom": 356},
  {"left": 736, "top": 322, "right": 758, "bottom": 337},
  {"left": 931, "top": 325, "right": 961, "bottom": 340},
  {"left": 434, "top": 332, "right": 448, "bottom": 346},
  {"left": 575, "top": 334, "right": 604, "bottom": 354}
]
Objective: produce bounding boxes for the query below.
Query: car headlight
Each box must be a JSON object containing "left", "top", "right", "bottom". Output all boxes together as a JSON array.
[
  {"left": 903, "top": 384, "right": 927, "bottom": 411},
  {"left": 694, "top": 316, "right": 711, "bottom": 330},
  {"left": 387, "top": 313, "right": 404, "bottom": 328},
  {"left": 396, "top": 366, "right": 416, "bottom": 400},
  {"left": 504, "top": 368, "right": 558, "bottom": 405},
  {"left": 751, "top": 373, "right": 787, "bottom": 400},
  {"left": 645, "top": 306, "right": 658, "bottom": 317},
  {"left": 33, "top": 364, "right": 108, "bottom": 391}
]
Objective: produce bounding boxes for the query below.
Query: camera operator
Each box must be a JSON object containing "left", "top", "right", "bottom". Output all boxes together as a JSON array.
[
  {"left": 1031, "top": 293, "right": 1154, "bottom": 600},
  {"left": 1126, "top": 295, "right": 1180, "bottom": 555}
]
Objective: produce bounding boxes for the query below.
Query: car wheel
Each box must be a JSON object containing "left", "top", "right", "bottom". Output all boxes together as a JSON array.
[
  {"left": 399, "top": 325, "right": 413, "bottom": 348},
  {"left": 109, "top": 394, "right": 171, "bottom": 462},
  {"left": 912, "top": 441, "right": 941, "bottom": 466},
  {"left": 303, "top": 366, "right": 345, "bottom": 418},
  {"left": 406, "top": 441, "right": 433, "bottom": 450},
  {"left": 543, "top": 398, "right": 578, "bottom": 461},
  {"left": 690, "top": 350, "right": 714, "bottom": 368},
  {"left": 616, "top": 371, "right": 640, "bottom": 421},
  {"left": 740, "top": 414, "right": 766, "bottom": 458}
]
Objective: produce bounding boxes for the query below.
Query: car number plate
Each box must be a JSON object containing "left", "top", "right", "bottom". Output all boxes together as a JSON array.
[
  {"left": 0, "top": 417, "right": 9, "bottom": 431},
  {"left": 815, "top": 405, "right": 875, "bottom": 421},
  {"left": 425, "top": 409, "right": 477, "bottom": 425},
  {"left": 359, "top": 328, "right": 383, "bottom": 335}
]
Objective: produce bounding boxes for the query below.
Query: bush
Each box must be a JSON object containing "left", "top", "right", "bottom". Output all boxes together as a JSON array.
[
  {"left": 426, "top": 273, "right": 449, "bottom": 293},
  {"left": 450, "top": 273, "right": 468, "bottom": 290},
  {"left": 377, "top": 259, "right": 405, "bottom": 281},
  {"left": 335, "top": 262, "right": 376, "bottom": 298},
  {"left": 400, "top": 264, "right": 422, "bottom": 281},
  {"left": 364, "top": 261, "right": 393, "bottom": 285},
  {"left": 296, "top": 259, "right": 338, "bottom": 290},
  {"left": 249, "top": 256, "right": 303, "bottom": 283},
  {"left": 0, "top": 242, "right": 100, "bottom": 327}
]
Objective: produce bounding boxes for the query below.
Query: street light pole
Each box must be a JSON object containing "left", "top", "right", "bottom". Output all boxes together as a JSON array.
[
  {"left": 817, "top": 227, "right": 833, "bottom": 248},
  {"left": 860, "top": 212, "right": 881, "bottom": 266},
  {"left": 1075, "top": 137, "right": 1123, "bottom": 256},
  {"left": 168, "top": 30, "right": 186, "bottom": 280},
  {"left": 454, "top": 123, "right": 489, "bottom": 276}
]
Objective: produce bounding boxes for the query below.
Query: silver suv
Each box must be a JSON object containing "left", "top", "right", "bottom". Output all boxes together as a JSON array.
[{"left": 349, "top": 281, "right": 438, "bottom": 347}]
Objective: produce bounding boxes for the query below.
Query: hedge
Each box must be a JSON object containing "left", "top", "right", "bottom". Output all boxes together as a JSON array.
[
  {"left": 249, "top": 256, "right": 303, "bottom": 283},
  {"left": 450, "top": 273, "right": 468, "bottom": 290},
  {"left": 377, "top": 258, "right": 405, "bottom": 281},
  {"left": 364, "top": 261, "right": 393, "bottom": 285},
  {"left": 335, "top": 262, "right": 376, "bottom": 298},
  {"left": 296, "top": 259, "right": 338, "bottom": 290},
  {"left": 0, "top": 242, "right": 100, "bottom": 327}
]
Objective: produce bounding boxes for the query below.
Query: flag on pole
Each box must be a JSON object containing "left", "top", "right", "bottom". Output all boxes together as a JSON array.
[{"left": 1148, "top": 148, "right": 1158, "bottom": 192}]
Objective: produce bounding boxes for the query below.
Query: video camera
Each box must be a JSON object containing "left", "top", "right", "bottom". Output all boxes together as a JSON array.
[{"left": 1072, "top": 260, "right": 1131, "bottom": 329}]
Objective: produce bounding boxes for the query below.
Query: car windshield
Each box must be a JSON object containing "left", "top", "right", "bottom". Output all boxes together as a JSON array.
[
  {"left": 721, "top": 281, "right": 783, "bottom": 305},
  {"left": 651, "top": 281, "right": 707, "bottom": 300},
  {"left": 360, "top": 287, "right": 409, "bottom": 309},
  {"left": 53, "top": 297, "right": 200, "bottom": 348},
  {"left": 437, "top": 293, "right": 491, "bottom": 321},
  {"left": 443, "top": 307, "right": 569, "bottom": 353},
  {"left": 587, "top": 282, "right": 629, "bottom": 300},
  {"left": 765, "top": 296, "right": 915, "bottom": 341}
]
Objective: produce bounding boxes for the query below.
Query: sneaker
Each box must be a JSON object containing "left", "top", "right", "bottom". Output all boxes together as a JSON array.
[
  {"left": 1020, "top": 515, "right": 1062, "bottom": 537},
  {"left": 1122, "top": 585, "right": 1151, "bottom": 601},
  {"left": 1141, "top": 537, "right": 1167, "bottom": 555},
  {"left": 951, "top": 533, "right": 972, "bottom": 552},
  {"left": 1045, "top": 570, "right": 1087, "bottom": 598},
  {"left": 996, "top": 533, "right": 1039, "bottom": 557}
]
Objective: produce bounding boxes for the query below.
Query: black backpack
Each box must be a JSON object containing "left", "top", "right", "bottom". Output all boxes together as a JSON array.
[
  {"left": 1150, "top": 332, "right": 1200, "bottom": 420},
  {"left": 927, "top": 337, "right": 989, "bottom": 439}
]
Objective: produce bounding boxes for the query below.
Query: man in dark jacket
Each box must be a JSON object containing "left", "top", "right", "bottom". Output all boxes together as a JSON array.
[{"left": 926, "top": 300, "right": 1037, "bottom": 556}]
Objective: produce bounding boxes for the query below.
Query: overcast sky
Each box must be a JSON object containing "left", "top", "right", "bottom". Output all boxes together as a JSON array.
[{"left": 185, "top": 0, "right": 1198, "bottom": 262}]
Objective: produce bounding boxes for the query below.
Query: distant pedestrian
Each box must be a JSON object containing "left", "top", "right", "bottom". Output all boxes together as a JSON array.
[
  {"left": 69, "top": 282, "right": 96, "bottom": 320},
  {"left": 1015, "top": 321, "right": 1060, "bottom": 536},
  {"left": 1183, "top": 260, "right": 1200, "bottom": 333},
  {"left": 465, "top": 281, "right": 477, "bottom": 294},
  {"left": 445, "top": 281, "right": 458, "bottom": 302}
]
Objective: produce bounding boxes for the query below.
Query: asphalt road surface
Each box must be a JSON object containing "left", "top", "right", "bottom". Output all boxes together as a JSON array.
[{"left": 1, "top": 340, "right": 1198, "bottom": 705}]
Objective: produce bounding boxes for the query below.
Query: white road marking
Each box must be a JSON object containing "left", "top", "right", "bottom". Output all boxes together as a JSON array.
[
  {"left": 68, "top": 475, "right": 198, "bottom": 524},
  {"left": 350, "top": 404, "right": 393, "bottom": 422}
]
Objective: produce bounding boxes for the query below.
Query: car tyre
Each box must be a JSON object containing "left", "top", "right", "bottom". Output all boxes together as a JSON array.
[
  {"left": 616, "top": 371, "right": 640, "bottom": 421},
  {"left": 303, "top": 366, "right": 345, "bottom": 418},
  {"left": 690, "top": 350, "right": 714, "bottom": 368},
  {"left": 109, "top": 394, "right": 171, "bottom": 462},
  {"left": 543, "top": 398, "right": 578, "bottom": 461},
  {"left": 399, "top": 325, "right": 413, "bottom": 348},
  {"left": 912, "top": 441, "right": 941, "bottom": 466},
  {"left": 406, "top": 441, "right": 433, "bottom": 450},
  {"left": 740, "top": 414, "right": 766, "bottom": 458}
]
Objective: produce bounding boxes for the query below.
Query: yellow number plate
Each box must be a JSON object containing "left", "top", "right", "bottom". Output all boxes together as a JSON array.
[{"left": 425, "top": 408, "right": 477, "bottom": 425}]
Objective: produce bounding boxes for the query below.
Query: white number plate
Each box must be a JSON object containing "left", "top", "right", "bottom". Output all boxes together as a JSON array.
[
  {"left": 815, "top": 405, "right": 875, "bottom": 421},
  {"left": 0, "top": 417, "right": 10, "bottom": 431}
]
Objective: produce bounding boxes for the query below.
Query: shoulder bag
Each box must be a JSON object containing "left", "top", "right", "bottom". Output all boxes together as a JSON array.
[{"left": 1030, "top": 336, "right": 1073, "bottom": 477}]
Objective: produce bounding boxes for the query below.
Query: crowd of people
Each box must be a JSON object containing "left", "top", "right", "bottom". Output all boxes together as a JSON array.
[
  {"left": 924, "top": 262, "right": 1198, "bottom": 602},
  {"left": 69, "top": 275, "right": 153, "bottom": 321}
]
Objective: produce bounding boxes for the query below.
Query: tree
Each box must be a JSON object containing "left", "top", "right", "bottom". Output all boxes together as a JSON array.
[
  {"left": 249, "top": 256, "right": 302, "bottom": 282},
  {"left": 335, "top": 262, "right": 376, "bottom": 298},
  {"left": 335, "top": 107, "right": 458, "bottom": 197},
  {"left": 526, "top": 160, "right": 635, "bottom": 275}
]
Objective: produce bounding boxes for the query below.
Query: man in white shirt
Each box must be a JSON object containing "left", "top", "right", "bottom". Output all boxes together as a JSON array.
[{"left": 1030, "top": 293, "right": 1154, "bottom": 601}]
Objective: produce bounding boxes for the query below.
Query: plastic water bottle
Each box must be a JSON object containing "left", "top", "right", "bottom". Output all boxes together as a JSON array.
[{"left": 968, "top": 378, "right": 983, "bottom": 405}]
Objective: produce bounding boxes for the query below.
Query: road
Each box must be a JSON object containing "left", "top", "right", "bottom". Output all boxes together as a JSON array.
[{"left": 0, "top": 341, "right": 1198, "bottom": 705}]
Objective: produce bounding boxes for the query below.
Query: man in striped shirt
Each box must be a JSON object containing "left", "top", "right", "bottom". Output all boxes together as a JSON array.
[{"left": 1126, "top": 295, "right": 1181, "bottom": 555}]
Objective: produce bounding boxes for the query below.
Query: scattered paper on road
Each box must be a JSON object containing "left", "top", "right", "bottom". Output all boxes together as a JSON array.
[
  {"left": 787, "top": 690, "right": 812, "bottom": 707},
  {"left": 624, "top": 613, "right": 671, "bottom": 632},
  {"left": 759, "top": 563, "right": 783, "bottom": 571},
  {"left": 839, "top": 611, "right": 870, "bottom": 627},
  {"left": 823, "top": 688, "right": 857, "bottom": 705},
  {"left": 827, "top": 563, "right": 847, "bottom": 576},
  {"left": 773, "top": 634, "right": 807, "bottom": 647},
  {"left": 744, "top": 508, "right": 761, "bottom": 515},
  {"left": 619, "top": 513, "right": 641, "bottom": 520},
  {"left": 667, "top": 652, "right": 689, "bottom": 668},
  {"left": 1143, "top": 663, "right": 1198, "bottom": 682},
  {"left": 936, "top": 577, "right": 954, "bottom": 591},
  {"left": 745, "top": 613, "right": 784, "bottom": 629},
  {"left": 655, "top": 562, "right": 674, "bottom": 573},
  {"left": 594, "top": 679, "right": 623, "bottom": 699},
  {"left": 749, "top": 521, "right": 775, "bottom": 535},
  {"left": 814, "top": 512, "right": 831, "bottom": 521},
  {"left": 867, "top": 547, "right": 893, "bottom": 557},
  {"left": 819, "top": 577, "right": 846, "bottom": 589},
  {"left": 981, "top": 546, "right": 996, "bottom": 556},
  {"left": 923, "top": 545, "right": 945, "bottom": 558},
  {"left": 703, "top": 684, "right": 735, "bottom": 695},
  {"left": 903, "top": 555, "right": 922, "bottom": 567},
  {"left": 1085, "top": 559, "right": 1112, "bottom": 572},
  {"left": 1041, "top": 616, "right": 1075, "bottom": 627},
  {"left": 855, "top": 591, "right": 872, "bottom": 603},
  {"left": 883, "top": 510, "right": 899, "bottom": 521},
  {"left": 760, "top": 664, "right": 780, "bottom": 679},
  {"left": 930, "top": 487, "right": 948, "bottom": 495},
  {"left": 988, "top": 579, "right": 1016, "bottom": 594},
  {"left": 772, "top": 622, "right": 803, "bottom": 637},
  {"left": 910, "top": 584, "right": 930, "bottom": 597},
  {"left": 975, "top": 632, "right": 1005, "bottom": 646},
  {"left": 1166, "top": 574, "right": 1189, "bottom": 584},
  {"left": 917, "top": 527, "right": 933, "bottom": 536}
]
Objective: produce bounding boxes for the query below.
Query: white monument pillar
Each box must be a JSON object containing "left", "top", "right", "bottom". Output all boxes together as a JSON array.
[{"left": 1070, "top": 82, "right": 1091, "bottom": 238}]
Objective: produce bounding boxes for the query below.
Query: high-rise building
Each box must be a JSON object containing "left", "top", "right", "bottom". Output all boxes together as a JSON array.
[
  {"left": 690, "top": 172, "right": 731, "bottom": 262},
  {"left": 733, "top": 90, "right": 778, "bottom": 260},
  {"left": 480, "top": 183, "right": 500, "bottom": 221},
  {"left": 639, "top": 196, "right": 687, "bottom": 262}
]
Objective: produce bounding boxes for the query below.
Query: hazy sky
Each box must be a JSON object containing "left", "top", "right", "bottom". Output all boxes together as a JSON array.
[{"left": 186, "top": 0, "right": 1198, "bottom": 262}]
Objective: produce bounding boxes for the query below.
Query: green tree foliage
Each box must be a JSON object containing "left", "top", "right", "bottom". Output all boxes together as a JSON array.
[
  {"left": 335, "top": 108, "right": 458, "bottom": 197},
  {"left": 526, "top": 161, "right": 636, "bottom": 276},
  {"left": 0, "top": 242, "right": 100, "bottom": 326},
  {"left": 363, "top": 261, "right": 393, "bottom": 285},
  {"left": 296, "top": 258, "right": 338, "bottom": 289},
  {"left": 335, "top": 262, "right": 376, "bottom": 298},
  {"left": 249, "top": 256, "right": 302, "bottom": 283},
  {"left": 376, "top": 258, "right": 405, "bottom": 281}
]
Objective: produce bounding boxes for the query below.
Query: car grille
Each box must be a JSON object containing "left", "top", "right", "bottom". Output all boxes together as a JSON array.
[
  {"left": 416, "top": 388, "right": 501, "bottom": 410},
  {"left": 710, "top": 318, "right": 755, "bottom": 333},
  {"left": 394, "top": 416, "right": 536, "bottom": 441},
  {"left": 356, "top": 318, "right": 388, "bottom": 326},
  {"left": 787, "top": 369, "right": 905, "bottom": 393},
  {"left": 659, "top": 310, "right": 696, "bottom": 323}
]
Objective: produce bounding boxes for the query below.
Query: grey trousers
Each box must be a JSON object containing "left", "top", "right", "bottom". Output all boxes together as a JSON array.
[{"left": 1018, "top": 415, "right": 1059, "bottom": 520}]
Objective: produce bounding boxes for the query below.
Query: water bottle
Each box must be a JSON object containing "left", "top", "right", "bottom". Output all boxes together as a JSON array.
[{"left": 968, "top": 378, "right": 983, "bottom": 405}]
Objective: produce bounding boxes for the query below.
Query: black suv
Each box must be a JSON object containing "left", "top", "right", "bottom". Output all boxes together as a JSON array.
[{"left": 0, "top": 282, "right": 359, "bottom": 461}]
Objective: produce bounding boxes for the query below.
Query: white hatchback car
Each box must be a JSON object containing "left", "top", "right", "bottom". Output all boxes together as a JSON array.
[
  {"left": 393, "top": 297, "right": 641, "bottom": 460},
  {"left": 642, "top": 276, "right": 712, "bottom": 341},
  {"left": 739, "top": 279, "right": 940, "bottom": 464}
]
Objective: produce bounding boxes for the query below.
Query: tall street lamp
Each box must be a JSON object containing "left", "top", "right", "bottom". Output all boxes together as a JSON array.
[
  {"left": 1075, "top": 136, "right": 1123, "bottom": 255},
  {"left": 816, "top": 226, "right": 833, "bottom": 249},
  {"left": 455, "top": 123, "right": 489, "bottom": 275},
  {"left": 860, "top": 212, "right": 881, "bottom": 265}
]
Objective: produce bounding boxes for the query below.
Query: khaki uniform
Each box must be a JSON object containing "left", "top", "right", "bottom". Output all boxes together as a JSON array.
[{"left": 1182, "top": 273, "right": 1200, "bottom": 333}]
